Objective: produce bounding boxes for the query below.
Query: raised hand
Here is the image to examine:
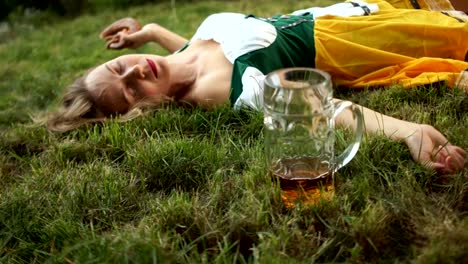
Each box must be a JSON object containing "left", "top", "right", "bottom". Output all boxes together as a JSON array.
[{"left": 99, "top": 17, "right": 142, "bottom": 49}]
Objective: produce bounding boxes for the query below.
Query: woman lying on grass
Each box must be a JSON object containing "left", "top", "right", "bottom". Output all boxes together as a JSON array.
[{"left": 42, "top": 0, "right": 467, "bottom": 174}]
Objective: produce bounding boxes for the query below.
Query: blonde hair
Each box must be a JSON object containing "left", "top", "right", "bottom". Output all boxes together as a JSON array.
[{"left": 36, "top": 73, "right": 172, "bottom": 133}]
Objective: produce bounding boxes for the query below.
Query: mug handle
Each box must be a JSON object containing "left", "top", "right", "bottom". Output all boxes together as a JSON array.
[{"left": 333, "top": 100, "right": 363, "bottom": 171}]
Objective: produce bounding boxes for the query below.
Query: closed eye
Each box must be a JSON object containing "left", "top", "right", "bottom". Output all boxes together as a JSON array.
[
  {"left": 116, "top": 61, "right": 125, "bottom": 75},
  {"left": 105, "top": 62, "right": 124, "bottom": 75}
]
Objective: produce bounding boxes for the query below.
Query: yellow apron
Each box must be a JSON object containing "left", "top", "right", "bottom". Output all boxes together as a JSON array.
[{"left": 314, "top": 0, "right": 468, "bottom": 88}]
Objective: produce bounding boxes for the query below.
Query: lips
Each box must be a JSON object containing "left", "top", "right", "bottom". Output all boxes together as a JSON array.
[{"left": 146, "top": 59, "right": 158, "bottom": 78}]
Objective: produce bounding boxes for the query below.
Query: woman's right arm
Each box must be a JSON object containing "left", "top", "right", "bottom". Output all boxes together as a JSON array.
[{"left": 100, "top": 18, "right": 188, "bottom": 53}]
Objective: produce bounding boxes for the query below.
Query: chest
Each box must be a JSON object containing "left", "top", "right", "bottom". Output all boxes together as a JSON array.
[{"left": 179, "top": 40, "right": 233, "bottom": 107}]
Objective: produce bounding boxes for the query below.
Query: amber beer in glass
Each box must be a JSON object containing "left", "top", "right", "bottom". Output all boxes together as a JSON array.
[{"left": 263, "top": 68, "right": 363, "bottom": 207}]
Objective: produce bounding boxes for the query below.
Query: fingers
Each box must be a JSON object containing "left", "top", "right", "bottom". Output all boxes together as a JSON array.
[
  {"left": 446, "top": 146, "right": 466, "bottom": 170},
  {"left": 455, "top": 146, "right": 466, "bottom": 156},
  {"left": 99, "top": 17, "right": 141, "bottom": 41},
  {"left": 431, "top": 145, "right": 466, "bottom": 174},
  {"left": 426, "top": 161, "right": 445, "bottom": 170},
  {"left": 426, "top": 157, "right": 457, "bottom": 175},
  {"left": 446, "top": 156, "right": 457, "bottom": 173},
  {"left": 423, "top": 147, "right": 449, "bottom": 173},
  {"left": 106, "top": 32, "right": 127, "bottom": 49},
  {"left": 433, "top": 145, "right": 446, "bottom": 162},
  {"left": 100, "top": 22, "right": 126, "bottom": 40},
  {"left": 424, "top": 160, "right": 449, "bottom": 174}
]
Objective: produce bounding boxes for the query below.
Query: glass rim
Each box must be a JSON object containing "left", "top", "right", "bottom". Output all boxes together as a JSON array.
[{"left": 264, "top": 67, "right": 331, "bottom": 90}]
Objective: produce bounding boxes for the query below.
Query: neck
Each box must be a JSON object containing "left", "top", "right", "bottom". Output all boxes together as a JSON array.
[{"left": 166, "top": 54, "right": 199, "bottom": 97}]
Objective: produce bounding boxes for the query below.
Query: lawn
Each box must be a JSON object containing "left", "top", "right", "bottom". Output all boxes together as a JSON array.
[{"left": 0, "top": 0, "right": 467, "bottom": 263}]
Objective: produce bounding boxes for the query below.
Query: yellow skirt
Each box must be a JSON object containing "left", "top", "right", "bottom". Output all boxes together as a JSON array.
[{"left": 314, "top": 0, "right": 468, "bottom": 88}]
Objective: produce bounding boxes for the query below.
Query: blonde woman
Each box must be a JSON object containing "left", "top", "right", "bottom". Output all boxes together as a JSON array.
[{"left": 42, "top": 0, "right": 467, "bottom": 174}]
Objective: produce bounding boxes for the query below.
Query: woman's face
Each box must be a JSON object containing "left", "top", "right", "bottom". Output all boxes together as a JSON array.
[{"left": 85, "top": 54, "right": 170, "bottom": 115}]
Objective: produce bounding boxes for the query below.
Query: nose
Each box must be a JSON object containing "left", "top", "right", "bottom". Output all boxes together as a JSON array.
[{"left": 122, "top": 65, "right": 145, "bottom": 80}]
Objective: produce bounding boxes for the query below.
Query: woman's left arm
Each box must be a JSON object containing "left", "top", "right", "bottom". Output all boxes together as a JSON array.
[
  {"left": 100, "top": 18, "right": 188, "bottom": 52},
  {"left": 333, "top": 99, "right": 466, "bottom": 174}
]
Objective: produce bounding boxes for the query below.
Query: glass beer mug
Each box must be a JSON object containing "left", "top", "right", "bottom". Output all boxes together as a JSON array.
[{"left": 263, "top": 68, "right": 363, "bottom": 207}]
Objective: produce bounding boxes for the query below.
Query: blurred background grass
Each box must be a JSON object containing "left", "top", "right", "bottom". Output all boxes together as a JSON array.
[{"left": 1, "top": 0, "right": 197, "bottom": 20}]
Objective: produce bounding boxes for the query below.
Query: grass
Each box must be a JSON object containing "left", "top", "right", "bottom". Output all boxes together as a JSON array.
[{"left": 0, "top": 0, "right": 467, "bottom": 263}]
